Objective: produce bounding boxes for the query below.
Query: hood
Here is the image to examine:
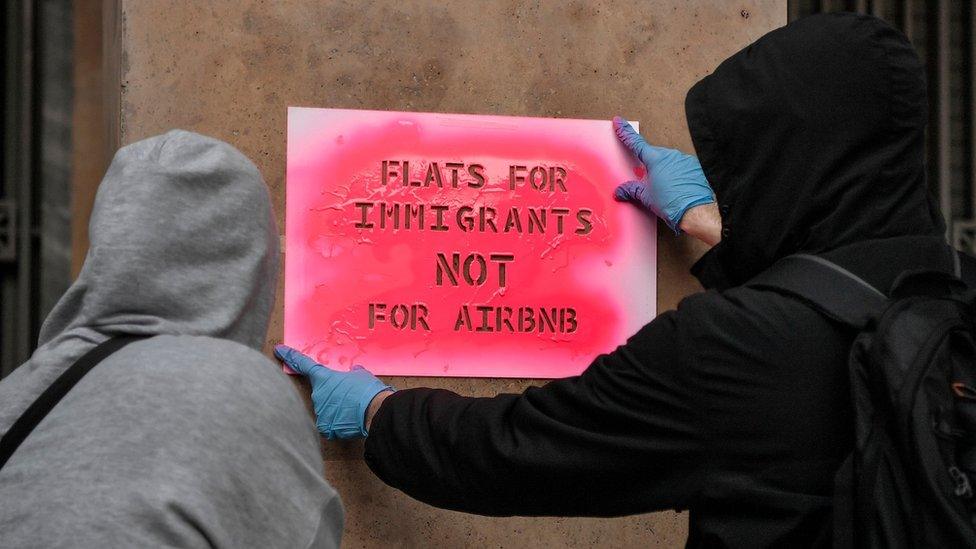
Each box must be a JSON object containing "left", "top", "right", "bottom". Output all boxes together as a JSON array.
[
  {"left": 0, "top": 130, "right": 277, "bottom": 433},
  {"left": 687, "top": 12, "right": 945, "bottom": 289},
  {"left": 38, "top": 129, "right": 278, "bottom": 354}
]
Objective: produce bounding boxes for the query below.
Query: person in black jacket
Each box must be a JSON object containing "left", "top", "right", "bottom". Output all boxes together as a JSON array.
[{"left": 276, "top": 13, "right": 965, "bottom": 546}]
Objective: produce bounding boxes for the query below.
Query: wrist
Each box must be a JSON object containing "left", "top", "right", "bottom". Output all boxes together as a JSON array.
[
  {"left": 678, "top": 202, "right": 722, "bottom": 246},
  {"left": 365, "top": 390, "right": 394, "bottom": 433}
]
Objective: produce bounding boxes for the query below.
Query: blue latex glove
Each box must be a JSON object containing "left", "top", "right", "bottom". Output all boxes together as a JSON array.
[
  {"left": 612, "top": 116, "right": 715, "bottom": 233},
  {"left": 274, "top": 345, "right": 394, "bottom": 440}
]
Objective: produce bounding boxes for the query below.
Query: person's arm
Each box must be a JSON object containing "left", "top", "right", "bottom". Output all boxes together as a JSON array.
[
  {"left": 277, "top": 309, "right": 704, "bottom": 517},
  {"left": 360, "top": 311, "right": 705, "bottom": 517}
]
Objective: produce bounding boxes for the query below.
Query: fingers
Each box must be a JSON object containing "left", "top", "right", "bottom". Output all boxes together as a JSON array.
[
  {"left": 274, "top": 344, "right": 324, "bottom": 378},
  {"left": 349, "top": 364, "right": 382, "bottom": 379},
  {"left": 614, "top": 181, "right": 648, "bottom": 205},
  {"left": 613, "top": 116, "right": 667, "bottom": 166},
  {"left": 612, "top": 116, "right": 645, "bottom": 154},
  {"left": 613, "top": 116, "right": 653, "bottom": 163}
]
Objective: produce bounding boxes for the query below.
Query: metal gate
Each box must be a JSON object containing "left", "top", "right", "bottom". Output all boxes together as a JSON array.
[{"left": 1, "top": 0, "right": 72, "bottom": 378}]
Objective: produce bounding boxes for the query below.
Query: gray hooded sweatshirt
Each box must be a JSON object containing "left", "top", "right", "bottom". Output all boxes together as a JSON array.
[{"left": 0, "top": 130, "right": 342, "bottom": 548}]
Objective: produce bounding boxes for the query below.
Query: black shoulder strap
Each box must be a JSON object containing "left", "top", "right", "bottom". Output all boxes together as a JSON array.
[
  {"left": 747, "top": 254, "right": 888, "bottom": 327},
  {"left": 0, "top": 335, "right": 146, "bottom": 472}
]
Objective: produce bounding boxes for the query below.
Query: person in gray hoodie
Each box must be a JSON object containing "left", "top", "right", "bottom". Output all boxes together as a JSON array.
[{"left": 0, "top": 130, "right": 343, "bottom": 548}]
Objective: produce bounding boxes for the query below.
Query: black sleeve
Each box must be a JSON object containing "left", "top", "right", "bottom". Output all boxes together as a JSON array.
[{"left": 363, "top": 309, "right": 706, "bottom": 517}]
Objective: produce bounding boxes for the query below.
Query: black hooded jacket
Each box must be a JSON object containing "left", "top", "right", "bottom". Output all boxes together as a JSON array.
[{"left": 364, "top": 13, "right": 967, "bottom": 547}]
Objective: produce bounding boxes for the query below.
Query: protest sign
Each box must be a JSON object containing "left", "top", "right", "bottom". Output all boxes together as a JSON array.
[{"left": 285, "top": 108, "right": 655, "bottom": 377}]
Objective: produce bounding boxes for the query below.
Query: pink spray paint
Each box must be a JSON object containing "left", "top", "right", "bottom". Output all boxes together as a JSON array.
[{"left": 285, "top": 107, "right": 656, "bottom": 378}]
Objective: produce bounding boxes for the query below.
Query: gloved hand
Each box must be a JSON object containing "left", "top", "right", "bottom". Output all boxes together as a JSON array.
[
  {"left": 612, "top": 116, "right": 715, "bottom": 233},
  {"left": 274, "top": 345, "right": 394, "bottom": 440}
]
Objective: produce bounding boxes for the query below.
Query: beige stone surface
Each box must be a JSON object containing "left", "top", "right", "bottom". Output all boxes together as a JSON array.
[{"left": 113, "top": 1, "right": 785, "bottom": 546}]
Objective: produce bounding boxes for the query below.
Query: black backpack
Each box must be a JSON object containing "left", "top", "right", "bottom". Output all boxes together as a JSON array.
[{"left": 748, "top": 254, "right": 976, "bottom": 548}]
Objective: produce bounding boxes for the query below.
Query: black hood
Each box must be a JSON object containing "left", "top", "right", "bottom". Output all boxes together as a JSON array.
[{"left": 687, "top": 12, "right": 945, "bottom": 289}]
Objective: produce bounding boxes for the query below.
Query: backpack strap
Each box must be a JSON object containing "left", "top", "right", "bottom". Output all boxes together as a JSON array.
[
  {"left": 746, "top": 254, "right": 888, "bottom": 328},
  {"left": 0, "top": 335, "right": 147, "bottom": 472},
  {"left": 748, "top": 254, "right": 888, "bottom": 548}
]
